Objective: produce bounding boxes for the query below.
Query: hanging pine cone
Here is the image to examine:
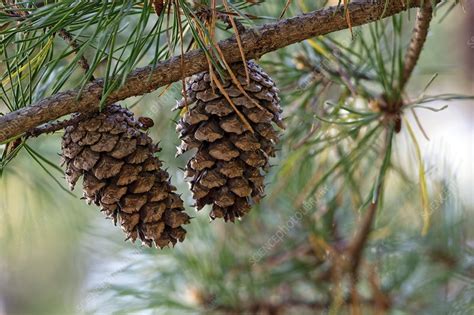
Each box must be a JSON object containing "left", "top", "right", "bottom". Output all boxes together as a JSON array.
[
  {"left": 176, "top": 60, "right": 283, "bottom": 222},
  {"left": 61, "top": 105, "right": 190, "bottom": 248}
]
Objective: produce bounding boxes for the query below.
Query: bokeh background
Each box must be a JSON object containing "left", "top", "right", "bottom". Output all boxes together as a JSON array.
[{"left": 1, "top": 1, "right": 473, "bottom": 314}]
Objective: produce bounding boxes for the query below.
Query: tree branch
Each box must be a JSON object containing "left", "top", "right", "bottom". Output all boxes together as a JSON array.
[
  {"left": 210, "top": 297, "right": 385, "bottom": 313},
  {"left": 0, "top": 0, "right": 430, "bottom": 143},
  {"left": 57, "top": 29, "right": 95, "bottom": 80},
  {"left": 347, "top": 202, "right": 378, "bottom": 275},
  {"left": 346, "top": 128, "right": 393, "bottom": 276},
  {"left": 400, "top": 1, "right": 434, "bottom": 90},
  {"left": 25, "top": 113, "right": 93, "bottom": 138}
]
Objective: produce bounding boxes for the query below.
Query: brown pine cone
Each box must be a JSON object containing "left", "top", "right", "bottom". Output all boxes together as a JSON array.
[
  {"left": 61, "top": 105, "right": 190, "bottom": 248},
  {"left": 176, "top": 60, "right": 282, "bottom": 222}
]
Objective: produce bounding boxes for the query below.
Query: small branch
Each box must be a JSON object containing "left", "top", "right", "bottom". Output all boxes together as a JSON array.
[
  {"left": 347, "top": 201, "right": 378, "bottom": 274},
  {"left": 256, "top": 243, "right": 313, "bottom": 267},
  {"left": 30, "top": 28, "right": 97, "bottom": 138},
  {"left": 25, "top": 113, "right": 91, "bottom": 138},
  {"left": 0, "top": 0, "right": 433, "bottom": 143},
  {"left": 210, "top": 297, "right": 386, "bottom": 314},
  {"left": 57, "top": 29, "right": 95, "bottom": 80},
  {"left": 400, "top": 2, "right": 434, "bottom": 91},
  {"left": 2, "top": 2, "right": 94, "bottom": 80},
  {"left": 0, "top": 14, "right": 95, "bottom": 139},
  {"left": 346, "top": 128, "right": 394, "bottom": 275},
  {"left": 23, "top": 29, "right": 96, "bottom": 139}
]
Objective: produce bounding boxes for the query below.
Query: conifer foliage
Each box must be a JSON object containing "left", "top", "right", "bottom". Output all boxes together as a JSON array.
[{"left": 1, "top": 1, "right": 472, "bottom": 314}]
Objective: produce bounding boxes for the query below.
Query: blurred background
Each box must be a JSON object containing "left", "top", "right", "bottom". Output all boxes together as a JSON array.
[{"left": 0, "top": 1, "right": 473, "bottom": 314}]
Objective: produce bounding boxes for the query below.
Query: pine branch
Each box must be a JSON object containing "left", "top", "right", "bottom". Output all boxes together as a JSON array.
[
  {"left": 347, "top": 129, "right": 393, "bottom": 275},
  {"left": 25, "top": 113, "right": 92, "bottom": 138},
  {"left": 0, "top": 0, "right": 435, "bottom": 143},
  {"left": 25, "top": 28, "right": 97, "bottom": 139},
  {"left": 347, "top": 201, "right": 379, "bottom": 274},
  {"left": 57, "top": 29, "right": 95, "bottom": 80},
  {"left": 211, "top": 297, "right": 386, "bottom": 313},
  {"left": 400, "top": 2, "right": 434, "bottom": 90}
]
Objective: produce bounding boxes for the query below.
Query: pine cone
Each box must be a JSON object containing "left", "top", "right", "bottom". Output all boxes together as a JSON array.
[
  {"left": 61, "top": 105, "right": 190, "bottom": 248},
  {"left": 176, "top": 61, "right": 282, "bottom": 222}
]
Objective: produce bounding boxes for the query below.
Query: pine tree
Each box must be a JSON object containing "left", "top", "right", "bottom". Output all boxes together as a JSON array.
[{"left": 0, "top": 1, "right": 473, "bottom": 314}]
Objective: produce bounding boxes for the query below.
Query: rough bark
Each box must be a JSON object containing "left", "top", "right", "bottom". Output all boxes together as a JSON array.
[{"left": 0, "top": 0, "right": 428, "bottom": 143}]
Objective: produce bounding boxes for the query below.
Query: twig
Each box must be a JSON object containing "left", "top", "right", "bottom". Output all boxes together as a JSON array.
[
  {"left": 57, "top": 29, "right": 95, "bottom": 80},
  {"left": 25, "top": 29, "right": 97, "bottom": 139},
  {"left": 2, "top": 2, "right": 94, "bottom": 80},
  {"left": 256, "top": 243, "right": 313, "bottom": 267},
  {"left": 40, "top": 28, "right": 96, "bottom": 138},
  {"left": 0, "top": 3, "right": 95, "bottom": 140},
  {"left": 346, "top": 128, "right": 392, "bottom": 275},
  {"left": 210, "top": 296, "right": 387, "bottom": 314},
  {"left": 25, "top": 113, "right": 92, "bottom": 138},
  {"left": 347, "top": 200, "right": 379, "bottom": 274},
  {"left": 213, "top": 8, "right": 246, "bottom": 33},
  {"left": 368, "top": 264, "right": 392, "bottom": 313},
  {"left": 0, "top": 0, "right": 434, "bottom": 143},
  {"left": 345, "top": 128, "right": 396, "bottom": 315},
  {"left": 400, "top": 2, "right": 434, "bottom": 91}
]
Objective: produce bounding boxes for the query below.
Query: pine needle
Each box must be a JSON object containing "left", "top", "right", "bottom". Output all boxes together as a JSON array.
[
  {"left": 1, "top": 36, "right": 53, "bottom": 87},
  {"left": 279, "top": 0, "right": 292, "bottom": 19},
  {"left": 213, "top": 44, "right": 266, "bottom": 112},
  {"left": 307, "top": 38, "right": 332, "bottom": 60},
  {"left": 403, "top": 116, "right": 430, "bottom": 236},
  {"left": 209, "top": 71, "right": 254, "bottom": 133},
  {"left": 174, "top": 0, "right": 188, "bottom": 111},
  {"left": 158, "top": 83, "right": 173, "bottom": 98},
  {"left": 411, "top": 108, "right": 430, "bottom": 141},
  {"left": 343, "top": 0, "right": 353, "bottom": 38},
  {"left": 223, "top": 0, "right": 250, "bottom": 84}
]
